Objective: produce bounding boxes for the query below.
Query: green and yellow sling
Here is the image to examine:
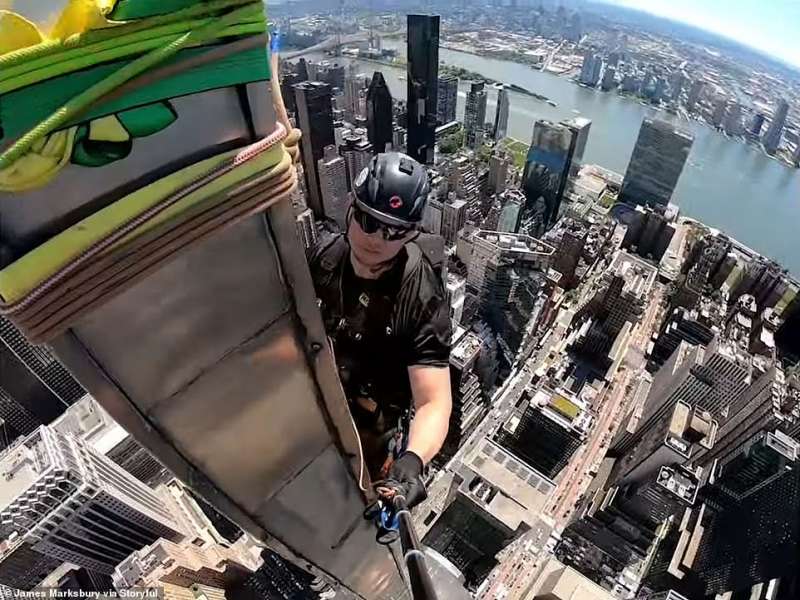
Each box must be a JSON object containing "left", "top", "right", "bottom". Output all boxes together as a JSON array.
[{"left": 0, "top": 0, "right": 300, "bottom": 343}]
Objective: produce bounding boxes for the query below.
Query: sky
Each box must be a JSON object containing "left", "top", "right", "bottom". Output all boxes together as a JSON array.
[{"left": 602, "top": 0, "right": 800, "bottom": 68}]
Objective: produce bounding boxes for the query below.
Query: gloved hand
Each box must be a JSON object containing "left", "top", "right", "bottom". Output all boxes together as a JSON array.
[{"left": 374, "top": 451, "right": 427, "bottom": 508}]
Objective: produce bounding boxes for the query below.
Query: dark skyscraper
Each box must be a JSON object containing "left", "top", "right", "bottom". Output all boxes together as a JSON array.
[
  {"left": 437, "top": 74, "right": 458, "bottom": 125},
  {"left": 406, "top": 14, "right": 439, "bottom": 164},
  {"left": 494, "top": 386, "right": 589, "bottom": 479},
  {"left": 493, "top": 85, "right": 510, "bottom": 140},
  {"left": 619, "top": 118, "right": 693, "bottom": 208},
  {"left": 464, "top": 81, "right": 488, "bottom": 149},
  {"left": 0, "top": 317, "right": 84, "bottom": 448},
  {"left": 294, "top": 81, "right": 335, "bottom": 218},
  {"left": 747, "top": 112, "right": 766, "bottom": 139},
  {"left": 366, "top": 72, "right": 393, "bottom": 154},
  {"left": 521, "top": 120, "right": 576, "bottom": 234}
]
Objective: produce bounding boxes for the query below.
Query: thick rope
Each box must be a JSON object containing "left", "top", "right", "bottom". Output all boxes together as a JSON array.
[
  {"left": 0, "top": 0, "right": 257, "bottom": 70},
  {"left": 0, "top": 2, "right": 260, "bottom": 170},
  {"left": 0, "top": 9, "right": 265, "bottom": 92}
]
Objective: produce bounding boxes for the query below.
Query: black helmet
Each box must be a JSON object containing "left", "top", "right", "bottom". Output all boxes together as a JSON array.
[{"left": 353, "top": 152, "right": 429, "bottom": 227}]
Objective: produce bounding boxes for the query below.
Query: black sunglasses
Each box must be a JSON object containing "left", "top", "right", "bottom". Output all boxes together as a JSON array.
[{"left": 353, "top": 207, "right": 415, "bottom": 241}]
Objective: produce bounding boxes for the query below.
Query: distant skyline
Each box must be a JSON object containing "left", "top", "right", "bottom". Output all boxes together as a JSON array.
[{"left": 602, "top": 0, "right": 800, "bottom": 68}]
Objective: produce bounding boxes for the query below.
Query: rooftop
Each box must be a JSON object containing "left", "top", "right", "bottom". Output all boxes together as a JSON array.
[
  {"left": 527, "top": 556, "right": 616, "bottom": 600},
  {"left": 610, "top": 250, "right": 658, "bottom": 298},
  {"left": 464, "top": 439, "right": 556, "bottom": 521},
  {"left": 0, "top": 430, "right": 49, "bottom": 511},
  {"left": 475, "top": 230, "right": 556, "bottom": 258},
  {"left": 451, "top": 333, "right": 483, "bottom": 369},
  {"left": 51, "top": 396, "right": 128, "bottom": 455},
  {"left": 530, "top": 386, "right": 593, "bottom": 434}
]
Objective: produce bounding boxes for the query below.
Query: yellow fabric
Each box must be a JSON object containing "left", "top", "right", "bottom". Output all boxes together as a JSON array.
[
  {"left": 0, "top": 0, "right": 117, "bottom": 55},
  {"left": 0, "top": 114, "right": 130, "bottom": 192},
  {"left": 0, "top": 127, "right": 76, "bottom": 192},
  {"left": 0, "top": 10, "right": 44, "bottom": 53},
  {"left": 89, "top": 114, "right": 130, "bottom": 142},
  {"left": 0, "top": 143, "right": 289, "bottom": 303},
  {"left": 50, "top": 0, "right": 117, "bottom": 40}
]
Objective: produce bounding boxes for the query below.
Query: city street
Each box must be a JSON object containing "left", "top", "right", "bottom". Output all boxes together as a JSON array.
[{"left": 547, "top": 283, "right": 665, "bottom": 527}]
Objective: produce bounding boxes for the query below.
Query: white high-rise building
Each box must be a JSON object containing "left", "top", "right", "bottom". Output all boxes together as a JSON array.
[
  {"left": 422, "top": 197, "right": 444, "bottom": 235},
  {"left": 442, "top": 198, "right": 468, "bottom": 246},
  {"left": 445, "top": 273, "right": 466, "bottom": 326},
  {"left": 343, "top": 72, "right": 366, "bottom": 122},
  {"left": 466, "top": 230, "right": 556, "bottom": 291},
  {"left": 763, "top": 97, "right": 790, "bottom": 154},
  {"left": 52, "top": 395, "right": 166, "bottom": 485},
  {"left": 318, "top": 145, "right": 349, "bottom": 229},
  {"left": 487, "top": 152, "right": 510, "bottom": 196},
  {"left": 340, "top": 130, "right": 373, "bottom": 189},
  {"left": 0, "top": 426, "right": 184, "bottom": 574},
  {"left": 295, "top": 208, "right": 318, "bottom": 250}
]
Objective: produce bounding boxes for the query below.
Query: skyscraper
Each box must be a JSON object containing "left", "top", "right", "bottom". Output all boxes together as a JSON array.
[
  {"left": 342, "top": 70, "right": 366, "bottom": 122},
  {"left": 762, "top": 97, "right": 789, "bottom": 154},
  {"left": 553, "top": 219, "right": 588, "bottom": 289},
  {"left": 493, "top": 85, "right": 510, "bottom": 140},
  {"left": 521, "top": 120, "right": 573, "bottom": 235},
  {"left": 339, "top": 130, "right": 373, "bottom": 189},
  {"left": 317, "top": 145, "right": 349, "bottom": 229},
  {"left": 670, "top": 71, "right": 685, "bottom": 103},
  {"left": 567, "top": 401, "right": 709, "bottom": 568},
  {"left": 442, "top": 198, "right": 468, "bottom": 246},
  {"left": 0, "top": 318, "right": 85, "bottom": 449},
  {"left": 497, "top": 189, "right": 524, "bottom": 233},
  {"left": 366, "top": 71, "right": 393, "bottom": 154},
  {"left": 422, "top": 196, "right": 443, "bottom": 235},
  {"left": 618, "top": 118, "right": 693, "bottom": 208},
  {"left": 464, "top": 81, "right": 488, "bottom": 149},
  {"left": 467, "top": 230, "right": 555, "bottom": 304},
  {"left": 723, "top": 101, "right": 743, "bottom": 136},
  {"left": 294, "top": 81, "right": 335, "bottom": 218},
  {"left": 746, "top": 112, "right": 766, "bottom": 139},
  {"left": 613, "top": 338, "right": 752, "bottom": 461},
  {"left": 494, "top": 386, "right": 590, "bottom": 479},
  {"left": 52, "top": 396, "right": 167, "bottom": 485},
  {"left": 437, "top": 333, "right": 485, "bottom": 466},
  {"left": 621, "top": 205, "right": 676, "bottom": 261},
  {"left": 295, "top": 208, "right": 317, "bottom": 250},
  {"left": 685, "top": 79, "right": 705, "bottom": 112},
  {"left": 691, "top": 365, "right": 799, "bottom": 469},
  {"left": 436, "top": 74, "right": 458, "bottom": 125},
  {"left": 563, "top": 116, "right": 591, "bottom": 177},
  {"left": 487, "top": 151, "right": 510, "bottom": 196},
  {"left": 0, "top": 426, "right": 184, "bottom": 574},
  {"left": 406, "top": 14, "right": 440, "bottom": 164},
  {"left": 579, "top": 52, "right": 601, "bottom": 86},
  {"left": 643, "top": 430, "right": 800, "bottom": 599},
  {"left": 600, "top": 66, "right": 616, "bottom": 91}
]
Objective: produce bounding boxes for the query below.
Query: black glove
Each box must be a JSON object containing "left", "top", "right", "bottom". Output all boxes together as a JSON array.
[{"left": 375, "top": 451, "right": 427, "bottom": 508}]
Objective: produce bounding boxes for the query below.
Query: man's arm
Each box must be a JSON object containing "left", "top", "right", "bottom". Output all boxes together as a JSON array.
[{"left": 406, "top": 365, "right": 452, "bottom": 464}]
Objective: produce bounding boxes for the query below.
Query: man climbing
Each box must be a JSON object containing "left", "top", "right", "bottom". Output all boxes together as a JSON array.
[{"left": 308, "top": 152, "right": 452, "bottom": 510}]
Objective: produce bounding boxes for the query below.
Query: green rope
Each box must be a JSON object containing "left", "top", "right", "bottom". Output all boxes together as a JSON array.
[
  {"left": 0, "top": 3, "right": 264, "bottom": 171},
  {"left": 0, "top": 13, "right": 265, "bottom": 94},
  {"left": 0, "top": 0, "right": 257, "bottom": 70}
]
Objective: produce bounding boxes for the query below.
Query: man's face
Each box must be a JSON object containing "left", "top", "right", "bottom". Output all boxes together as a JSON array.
[{"left": 348, "top": 213, "right": 413, "bottom": 270}]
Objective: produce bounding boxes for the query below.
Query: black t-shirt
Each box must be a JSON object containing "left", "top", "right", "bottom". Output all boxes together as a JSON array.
[{"left": 308, "top": 234, "right": 451, "bottom": 416}]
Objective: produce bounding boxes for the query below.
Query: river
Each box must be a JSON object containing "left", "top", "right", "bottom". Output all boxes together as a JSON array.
[{"left": 303, "top": 40, "right": 800, "bottom": 276}]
